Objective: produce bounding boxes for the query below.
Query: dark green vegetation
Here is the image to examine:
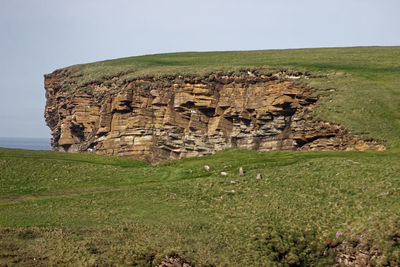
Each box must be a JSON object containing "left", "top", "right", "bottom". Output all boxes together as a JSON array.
[{"left": 2, "top": 47, "right": 400, "bottom": 265}]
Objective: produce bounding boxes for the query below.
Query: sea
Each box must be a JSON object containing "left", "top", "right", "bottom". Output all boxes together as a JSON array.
[{"left": 0, "top": 137, "right": 51, "bottom": 150}]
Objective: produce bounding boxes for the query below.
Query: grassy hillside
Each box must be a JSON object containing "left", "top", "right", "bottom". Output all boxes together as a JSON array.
[
  {"left": 58, "top": 46, "right": 400, "bottom": 149},
  {"left": 1, "top": 47, "right": 399, "bottom": 265},
  {"left": 1, "top": 148, "right": 399, "bottom": 266}
]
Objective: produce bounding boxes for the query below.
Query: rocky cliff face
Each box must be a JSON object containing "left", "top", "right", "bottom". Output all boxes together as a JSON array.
[{"left": 44, "top": 71, "right": 383, "bottom": 162}]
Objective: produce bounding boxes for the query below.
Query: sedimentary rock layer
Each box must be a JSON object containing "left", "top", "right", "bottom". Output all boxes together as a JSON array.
[{"left": 44, "top": 71, "right": 383, "bottom": 162}]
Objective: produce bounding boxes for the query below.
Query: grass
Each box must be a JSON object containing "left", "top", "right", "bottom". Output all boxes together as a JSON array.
[
  {"left": 1, "top": 46, "right": 399, "bottom": 265},
  {"left": 0, "top": 148, "right": 399, "bottom": 265}
]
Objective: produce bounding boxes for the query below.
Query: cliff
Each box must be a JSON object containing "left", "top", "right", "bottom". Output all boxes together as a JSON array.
[{"left": 44, "top": 70, "right": 383, "bottom": 162}]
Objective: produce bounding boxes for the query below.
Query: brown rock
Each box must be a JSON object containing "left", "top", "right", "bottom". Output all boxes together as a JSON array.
[{"left": 44, "top": 71, "right": 385, "bottom": 163}]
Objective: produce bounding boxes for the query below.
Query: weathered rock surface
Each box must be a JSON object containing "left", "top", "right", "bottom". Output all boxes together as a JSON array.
[
  {"left": 44, "top": 71, "right": 384, "bottom": 162},
  {"left": 156, "top": 254, "right": 193, "bottom": 267}
]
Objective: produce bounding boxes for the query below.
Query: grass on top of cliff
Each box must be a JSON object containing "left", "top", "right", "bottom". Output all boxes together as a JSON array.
[
  {"left": 1, "top": 147, "right": 400, "bottom": 266},
  {"left": 54, "top": 46, "right": 400, "bottom": 149}
]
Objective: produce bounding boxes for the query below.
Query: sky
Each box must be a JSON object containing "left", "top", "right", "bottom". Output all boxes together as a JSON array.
[{"left": 0, "top": 0, "right": 399, "bottom": 138}]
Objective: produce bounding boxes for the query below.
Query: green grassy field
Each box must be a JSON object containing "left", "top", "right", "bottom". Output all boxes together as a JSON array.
[{"left": 1, "top": 47, "right": 400, "bottom": 266}]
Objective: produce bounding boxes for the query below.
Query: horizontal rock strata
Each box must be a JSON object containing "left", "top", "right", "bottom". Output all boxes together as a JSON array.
[{"left": 44, "top": 71, "right": 384, "bottom": 162}]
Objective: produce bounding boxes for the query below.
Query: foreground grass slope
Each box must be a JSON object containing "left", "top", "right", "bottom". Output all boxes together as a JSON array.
[
  {"left": 1, "top": 47, "right": 399, "bottom": 265},
  {"left": 0, "top": 148, "right": 399, "bottom": 266}
]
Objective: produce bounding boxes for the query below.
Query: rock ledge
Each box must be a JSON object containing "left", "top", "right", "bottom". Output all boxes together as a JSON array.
[{"left": 44, "top": 71, "right": 384, "bottom": 162}]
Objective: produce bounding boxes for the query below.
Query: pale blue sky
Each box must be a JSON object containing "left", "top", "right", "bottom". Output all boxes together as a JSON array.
[{"left": 0, "top": 0, "right": 399, "bottom": 138}]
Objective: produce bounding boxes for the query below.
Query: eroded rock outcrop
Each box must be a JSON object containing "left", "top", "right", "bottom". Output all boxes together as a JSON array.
[{"left": 44, "top": 71, "right": 383, "bottom": 162}]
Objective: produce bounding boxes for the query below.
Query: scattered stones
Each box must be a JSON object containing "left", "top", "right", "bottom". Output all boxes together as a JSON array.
[
  {"left": 156, "top": 255, "right": 193, "bottom": 267},
  {"left": 230, "top": 180, "right": 237, "bottom": 184},
  {"left": 221, "top": 171, "right": 227, "bottom": 176},
  {"left": 204, "top": 165, "right": 210, "bottom": 172},
  {"left": 239, "top": 167, "right": 244, "bottom": 176},
  {"left": 334, "top": 232, "right": 382, "bottom": 267},
  {"left": 256, "top": 173, "right": 262, "bottom": 179}
]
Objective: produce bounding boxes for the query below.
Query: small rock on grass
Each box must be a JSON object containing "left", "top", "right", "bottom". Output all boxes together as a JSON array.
[
  {"left": 256, "top": 173, "right": 262, "bottom": 179},
  {"left": 377, "top": 191, "right": 389, "bottom": 197},
  {"left": 239, "top": 167, "right": 244, "bottom": 176},
  {"left": 336, "top": 231, "right": 343, "bottom": 238},
  {"left": 204, "top": 165, "right": 210, "bottom": 171},
  {"left": 221, "top": 171, "right": 227, "bottom": 176},
  {"left": 230, "top": 180, "right": 238, "bottom": 184}
]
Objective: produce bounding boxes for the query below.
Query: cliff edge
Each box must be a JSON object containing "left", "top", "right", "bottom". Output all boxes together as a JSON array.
[{"left": 44, "top": 70, "right": 383, "bottom": 162}]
